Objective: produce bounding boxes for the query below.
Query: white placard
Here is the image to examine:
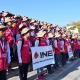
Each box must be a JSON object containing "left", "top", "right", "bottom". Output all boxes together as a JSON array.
[
  {"left": 68, "top": 45, "right": 73, "bottom": 58},
  {"left": 31, "top": 46, "right": 55, "bottom": 70}
]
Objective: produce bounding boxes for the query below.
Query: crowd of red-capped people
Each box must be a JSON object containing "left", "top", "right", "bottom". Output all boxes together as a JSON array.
[{"left": 0, "top": 11, "right": 80, "bottom": 80}]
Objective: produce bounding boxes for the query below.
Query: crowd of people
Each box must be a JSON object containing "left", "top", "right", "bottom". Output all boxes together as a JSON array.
[{"left": 0, "top": 11, "right": 80, "bottom": 80}]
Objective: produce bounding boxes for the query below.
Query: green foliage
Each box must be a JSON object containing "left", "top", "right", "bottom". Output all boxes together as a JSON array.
[{"left": 66, "top": 21, "right": 80, "bottom": 33}]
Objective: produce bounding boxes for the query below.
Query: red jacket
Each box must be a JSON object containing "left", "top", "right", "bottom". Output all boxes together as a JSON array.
[{"left": 21, "top": 39, "right": 31, "bottom": 64}]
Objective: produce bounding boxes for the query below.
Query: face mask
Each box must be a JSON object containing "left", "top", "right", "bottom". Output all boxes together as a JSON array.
[{"left": 31, "top": 32, "right": 35, "bottom": 36}]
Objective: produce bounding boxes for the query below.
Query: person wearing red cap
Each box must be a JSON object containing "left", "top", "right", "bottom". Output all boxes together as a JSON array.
[{"left": 0, "top": 24, "right": 11, "bottom": 80}]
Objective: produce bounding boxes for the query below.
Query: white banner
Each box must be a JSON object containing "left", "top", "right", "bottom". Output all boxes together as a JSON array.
[
  {"left": 31, "top": 46, "right": 55, "bottom": 70},
  {"left": 68, "top": 45, "right": 73, "bottom": 58}
]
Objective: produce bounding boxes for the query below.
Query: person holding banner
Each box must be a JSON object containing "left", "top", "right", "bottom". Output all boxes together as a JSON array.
[
  {"left": 59, "top": 37, "right": 66, "bottom": 66},
  {"left": 35, "top": 30, "right": 47, "bottom": 80},
  {"left": 17, "top": 27, "right": 32, "bottom": 80},
  {"left": 35, "top": 30, "right": 52, "bottom": 80},
  {"left": 54, "top": 32, "right": 62, "bottom": 68},
  {"left": 64, "top": 38, "right": 69, "bottom": 62},
  {"left": 47, "top": 32, "right": 55, "bottom": 72},
  {"left": 64, "top": 37, "right": 74, "bottom": 61}
]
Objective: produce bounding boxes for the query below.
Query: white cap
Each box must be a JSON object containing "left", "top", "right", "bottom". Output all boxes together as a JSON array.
[
  {"left": 2, "top": 12, "right": 8, "bottom": 16},
  {"left": 62, "top": 34, "right": 66, "bottom": 38},
  {"left": 5, "top": 17, "right": 12, "bottom": 23},
  {"left": 19, "top": 23, "right": 24, "bottom": 29},
  {"left": 22, "top": 17, "right": 28, "bottom": 21},
  {"left": 37, "top": 30, "right": 46, "bottom": 37},
  {"left": 55, "top": 32, "right": 61, "bottom": 38},
  {"left": 30, "top": 19, "right": 36, "bottom": 23},
  {"left": 21, "top": 28, "right": 30, "bottom": 35},
  {"left": 0, "top": 25, "right": 6, "bottom": 29},
  {"left": 48, "top": 33, "right": 53, "bottom": 38},
  {"left": 30, "top": 26, "right": 35, "bottom": 30}
]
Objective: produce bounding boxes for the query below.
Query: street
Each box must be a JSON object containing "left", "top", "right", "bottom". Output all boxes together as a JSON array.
[{"left": 8, "top": 59, "right": 80, "bottom": 80}]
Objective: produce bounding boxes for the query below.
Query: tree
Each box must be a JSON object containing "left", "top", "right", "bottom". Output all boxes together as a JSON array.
[{"left": 66, "top": 21, "right": 80, "bottom": 33}]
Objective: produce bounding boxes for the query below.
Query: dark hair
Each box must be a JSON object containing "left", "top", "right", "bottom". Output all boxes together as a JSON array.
[{"left": 3, "top": 22, "right": 7, "bottom": 26}]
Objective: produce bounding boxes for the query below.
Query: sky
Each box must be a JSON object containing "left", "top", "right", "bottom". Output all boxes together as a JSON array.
[{"left": 0, "top": 0, "right": 80, "bottom": 26}]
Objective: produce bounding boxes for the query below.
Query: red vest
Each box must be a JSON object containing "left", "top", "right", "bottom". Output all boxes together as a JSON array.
[
  {"left": 73, "top": 40, "right": 79, "bottom": 52},
  {"left": 30, "top": 36, "right": 36, "bottom": 42},
  {"left": 30, "top": 36, "right": 36, "bottom": 46},
  {"left": 21, "top": 39, "right": 31, "bottom": 64},
  {"left": 54, "top": 39, "right": 61, "bottom": 54},
  {"left": 78, "top": 40, "right": 80, "bottom": 49},
  {"left": 64, "top": 40, "right": 69, "bottom": 53},
  {"left": 0, "top": 39, "right": 8, "bottom": 71},
  {"left": 10, "top": 27, "right": 18, "bottom": 37},
  {"left": 5, "top": 28, "right": 14, "bottom": 47},
  {"left": 39, "top": 38, "right": 47, "bottom": 46}
]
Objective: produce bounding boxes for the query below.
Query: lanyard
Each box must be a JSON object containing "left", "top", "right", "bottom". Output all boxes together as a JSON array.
[{"left": 0, "top": 40, "right": 5, "bottom": 53}]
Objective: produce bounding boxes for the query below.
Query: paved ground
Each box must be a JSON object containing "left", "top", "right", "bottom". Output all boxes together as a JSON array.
[{"left": 8, "top": 59, "right": 80, "bottom": 80}]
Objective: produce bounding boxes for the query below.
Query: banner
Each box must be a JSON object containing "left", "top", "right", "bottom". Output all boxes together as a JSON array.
[
  {"left": 31, "top": 46, "right": 55, "bottom": 70},
  {"left": 68, "top": 45, "right": 73, "bottom": 58}
]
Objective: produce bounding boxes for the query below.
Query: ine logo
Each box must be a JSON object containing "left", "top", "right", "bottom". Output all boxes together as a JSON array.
[
  {"left": 34, "top": 52, "right": 39, "bottom": 59},
  {"left": 34, "top": 50, "right": 53, "bottom": 59}
]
